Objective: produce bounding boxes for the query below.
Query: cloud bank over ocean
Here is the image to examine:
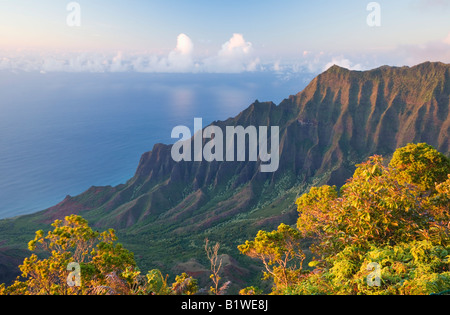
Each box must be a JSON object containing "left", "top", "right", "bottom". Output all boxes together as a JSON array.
[
  {"left": 2, "top": 30, "right": 450, "bottom": 75},
  {"left": 0, "top": 33, "right": 262, "bottom": 74}
]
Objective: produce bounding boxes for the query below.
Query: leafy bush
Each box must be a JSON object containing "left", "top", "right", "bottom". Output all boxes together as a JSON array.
[
  {"left": 241, "top": 143, "right": 450, "bottom": 295},
  {"left": 0, "top": 215, "right": 199, "bottom": 295}
]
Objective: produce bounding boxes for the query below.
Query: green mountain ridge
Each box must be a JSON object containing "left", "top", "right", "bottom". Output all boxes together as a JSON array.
[{"left": 1, "top": 61, "right": 450, "bottom": 289}]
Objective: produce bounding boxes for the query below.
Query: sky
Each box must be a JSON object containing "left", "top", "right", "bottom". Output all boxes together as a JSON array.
[{"left": 1, "top": 0, "right": 450, "bottom": 74}]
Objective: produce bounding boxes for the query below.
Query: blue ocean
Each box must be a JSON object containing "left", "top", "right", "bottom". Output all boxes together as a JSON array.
[{"left": 0, "top": 71, "right": 312, "bottom": 219}]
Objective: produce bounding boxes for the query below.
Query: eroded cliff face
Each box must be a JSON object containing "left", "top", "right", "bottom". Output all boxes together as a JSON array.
[
  {"left": 2, "top": 62, "right": 449, "bottom": 285},
  {"left": 44, "top": 62, "right": 449, "bottom": 230}
]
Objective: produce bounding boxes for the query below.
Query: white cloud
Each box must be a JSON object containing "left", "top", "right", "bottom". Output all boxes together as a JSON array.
[
  {"left": 166, "top": 33, "right": 195, "bottom": 72},
  {"left": 110, "top": 51, "right": 130, "bottom": 72},
  {"left": 272, "top": 60, "right": 282, "bottom": 72},
  {"left": 94, "top": 34, "right": 196, "bottom": 73},
  {"left": 0, "top": 34, "right": 382, "bottom": 75},
  {"left": 175, "top": 33, "right": 194, "bottom": 55},
  {"left": 323, "top": 57, "right": 364, "bottom": 71},
  {"left": 387, "top": 32, "right": 450, "bottom": 66},
  {"left": 203, "top": 33, "right": 261, "bottom": 73},
  {"left": 219, "top": 33, "right": 252, "bottom": 56},
  {"left": 273, "top": 51, "right": 366, "bottom": 75},
  {"left": 3, "top": 30, "right": 450, "bottom": 75},
  {"left": 5, "top": 33, "right": 263, "bottom": 74}
]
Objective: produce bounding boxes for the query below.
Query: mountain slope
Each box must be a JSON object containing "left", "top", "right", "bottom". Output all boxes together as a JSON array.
[{"left": 1, "top": 61, "right": 450, "bottom": 287}]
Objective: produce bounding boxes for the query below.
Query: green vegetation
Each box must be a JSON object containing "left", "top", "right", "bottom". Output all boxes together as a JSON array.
[
  {"left": 0, "top": 215, "right": 198, "bottom": 295},
  {"left": 238, "top": 223, "right": 305, "bottom": 290},
  {"left": 239, "top": 143, "right": 450, "bottom": 295},
  {"left": 1, "top": 143, "right": 449, "bottom": 295},
  {"left": 3, "top": 62, "right": 450, "bottom": 290},
  {"left": 2, "top": 63, "right": 450, "bottom": 294}
]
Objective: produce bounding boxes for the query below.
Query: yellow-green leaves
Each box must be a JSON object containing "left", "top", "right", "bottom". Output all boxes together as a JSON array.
[
  {"left": 389, "top": 143, "right": 450, "bottom": 192},
  {"left": 1, "top": 214, "right": 200, "bottom": 296},
  {"left": 238, "top": 224, "right": 305, "bottom": 292},
  {"left": 2, "top": 215, "right": 136, "bottom": 295},
  {"left": 242, "top": 144, "right": 450, "bottom": 295},
  {"left": 295, "top": 147, "right": 450, "bottom": 256}
]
